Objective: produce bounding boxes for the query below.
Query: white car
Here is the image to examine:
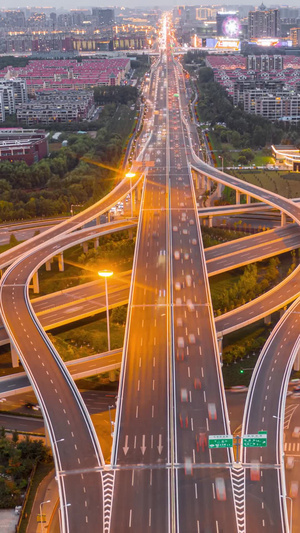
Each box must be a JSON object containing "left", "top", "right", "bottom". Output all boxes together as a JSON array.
[
  {"left": 186, "top": 299, "right": 195, "bottom": 312},
  {"left": 174, "top": 251, "right": 180, "bottom": 260},
  {"left": 185, "top": 275, "right": 192, "bottom": 287},
  {"left": 173, "top": 226, "right": 178, "bottom": 232},
  {"left": 188, "top": 333, "right": 195, "bottom": 344},
  {"left": 184, "top": 253, "right": 189, "bottom": 260},
  {"left": 178, "top": 337, "right": 184, "bottom": 348},
  {"left": 180, "top": 388, "right": 188, "bottom": 402},
  {"left": 292, "top": 427, "right": 300, "bottom": 438},
  {"left": 175, "top": 282, "right": 181, "bottom": 291},
  {"left": 286, "top": 457, "right": 295, "bottom": 470},
  {"left": 215, "top": 477, "right": 226, "bottom": 501}
]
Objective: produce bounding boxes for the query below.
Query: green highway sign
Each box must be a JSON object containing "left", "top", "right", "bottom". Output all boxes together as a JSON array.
[
  {"left": 208, "top": 435, "right": 233, "bottom": 449},
  {"left": 243, "top": 432, "right": 267, "bottom": 448}
]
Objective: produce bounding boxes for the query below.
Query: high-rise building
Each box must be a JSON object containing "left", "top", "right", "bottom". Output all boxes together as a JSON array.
[
  {"left": 247, "top": 54, "right": 283, "bottom": 71},
  {"left": 92, "top": 8, "right": 114, "bottom": 26},
  {"left": 290, "top": 27, "right": 300, "bottom": 47},
  {"left": 248, "top": 4, "right": 280, "bottom": 39},
  {"left": 0, "top": 79, "right": 27, "bottom": 117}
]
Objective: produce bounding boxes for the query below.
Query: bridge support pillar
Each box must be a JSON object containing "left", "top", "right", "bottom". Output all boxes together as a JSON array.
[
  {"left": 217, "top": 336, "right": 223, "bottom": 357},
  {"left": 281, "top": 212, "right": 287, "bottom": 226},
  {"left": 264, "top": 314, "right": 272, "bottom": 325},
  {"left": 94, "top": 238, "right": 99, "bottom": 249},
  {"left": 107, "top": 211, "right": 111, "bottom": 223},
  {"left": 246, "top": 194, "right": 251, "bottom": 204},
  {"left": 58, "top": 252, "right": 64, "bottom": 272},
  {"left": 109, "top": 370, "right": 116, "bottom": 382},
  {"left": 45, "top": 261, "right": 51, "bottom": 272},
  {"left": 11, "top": 343, "right": 20, "bottom": 368},
  {"left": 96, "top": 215, "right": 101, "bottom": 226},
  {"left": 32, "top": 271, "right": 39, "bottom": 294},
  {"left": 216, "top": 182, "right": 222, "bottom": 196},
  {"left": 208, "top": 216, "right": 213, "bottom": 228},
  {"left": 82, "top": 242, "right": 89, "bottom": 254},
  {"left": 279, "top": 306, "right": 287, "bottom": 318},
  {"left": 236, "top": 190, "right": 241, "bottom": 204}
]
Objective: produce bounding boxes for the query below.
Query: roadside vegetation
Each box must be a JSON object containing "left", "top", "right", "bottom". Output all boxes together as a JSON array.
[
  {"left": 0, "top": 87, "right": 138, "bottom": 222},
  {"left": 0, "top": 430, "right": 51, "bottom": 508}
]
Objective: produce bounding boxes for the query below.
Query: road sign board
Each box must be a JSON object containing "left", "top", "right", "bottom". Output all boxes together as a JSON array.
[
  {"left": 208, "top": 435, "right": 233, "bottom": 449},
  {"left": 243, "top": 433, "right": 267, "bottom": 448},
  {"left": 37, "top": 514, "right": 46, "bottom": 523}
]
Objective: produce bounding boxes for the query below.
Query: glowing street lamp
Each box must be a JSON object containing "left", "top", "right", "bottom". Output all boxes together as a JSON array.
[
  {"left": 125, "top": 172, "right": 136, "bottom": 218},
  {"left": 98, "top": 270, "right": 113, "bottom": 352},
  {"left": 40, "top": 500, "right": 50, "bottom": 533}
]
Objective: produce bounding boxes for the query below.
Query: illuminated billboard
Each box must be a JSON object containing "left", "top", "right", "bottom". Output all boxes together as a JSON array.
[
  {"left": 193, "top": 35, "right": 240, "bottom": 51},
  {"left": 217, "top": 12, "right": 241, "bottom": 38}
]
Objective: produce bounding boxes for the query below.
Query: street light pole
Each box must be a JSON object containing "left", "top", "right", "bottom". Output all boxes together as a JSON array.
[
  {"left": 281, "top": 495, "right": 293, "bottom": 532},
  {"left": 219, "top": 155, "right": 224, "bottom": 172},
  {"left": 98, "top": 270, "right": 113, "bottom": 352},
  {"left": 108, "top": 404, "right": 115, "bottom": 436},
  {"left": 125, "top": 172, "right": 136, "bottom": 218},
  {"left": 104, "top": 277, "right": 110, "bottom": 351},
  {"left": 40, "top": 500, "right": 50, "bottom": 533}
]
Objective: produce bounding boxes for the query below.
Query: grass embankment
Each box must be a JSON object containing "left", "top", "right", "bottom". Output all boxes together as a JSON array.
[
  {"left": 232, "top": 169, "right": 300, "bottom": 199},
  {"left": 50, "top": 315, "right": 125, "bottom": 361},
  {"left": 31, "top": 231, "right": 135, "bottom": 297},
  {"left": 222, "top": 321, "right": 274, "bottom": 387}
]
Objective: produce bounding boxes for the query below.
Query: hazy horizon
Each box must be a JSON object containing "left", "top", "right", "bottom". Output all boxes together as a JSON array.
[{"left": 0, "top": 1, "right": 290, "bottom": 10}]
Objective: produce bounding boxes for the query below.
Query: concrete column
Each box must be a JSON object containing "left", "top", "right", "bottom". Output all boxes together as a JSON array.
[
  {"left": 96, "top": 215, "right": 101, "bottom": 226},
  {"left": 246, "top": 194, "right": 251, "bottom": 204},
  {"left": 281, "top": 212, "right": 287, "bottom": 226},
  {"left": 264, "top": 314, "right": 272, "bottom": 325},
  {"left": 216, "top": 182, "right": 222, "bottom": 196},
  {"left": 236, "top": 190, "right": 241, "bottom": 204},
  {"left": 206, "top": 177, "right": 211, "bottom": 192},
  {"left": 11, "top": 343, "right": 20, "bottom": 368},
  {"left": 279, "top": 306, "right": 287, "bottom": 318},
  {"left": 32, "top": 271, "right": 39, "bottom": 294},
  {"left": 45, "top": 261, "right": 51, "bottom": 272},
  {"left": 208, "top": 215, "right": 213, "bottom": 228},
  {"left": 58, "top": 252, "right": 64, "bottom": 272},
  {"left": 109, "top": 370, "right": 116, "bottom": 382},
  {"left": 94, "top": 238, "right": 99, "bottom": 249},
  {"left": 217, "top": 336, "right": 223, "bottom": 356},
  {"left": 107, "top": 211, "right": 111, "bottom": 223},
  {"left": 82, "top": 242, "right": 88, "bottom": 254}
]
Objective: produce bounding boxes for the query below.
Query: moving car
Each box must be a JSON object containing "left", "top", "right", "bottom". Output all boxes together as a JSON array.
[
  {"left": 184, "top": 457, "right": 193, "bottom": 475},
  {"left": 180, "top": 388, "right": 188, "bottom": 402},
  {"left": 215, "top": 478, "right": 226, "bottom": 501},
  {"left": 290, "top": 481, "right": 299, "bottom": 498},
  {"left": 250, "top": 461, "right": 260, "bottom": 481},
  {"left": 208, "top": 403, "right": 217, "bottom": 420},
  {"left": 187, "top": 299, "right": 195, "bottom": 312},
  {"left": 286, "top": 457, "right": 295, "bottom": 470}
]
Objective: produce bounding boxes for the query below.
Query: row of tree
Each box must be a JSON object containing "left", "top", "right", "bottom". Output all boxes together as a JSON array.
[
  {"left": 212, "top": 258, "right": 280, "bottom": 315},
  {"left": 0, "top": 103, "right": 136, "bottom": 222},
  {"left": 196, "top": 67, "right": 287, "bottom": 148},
  {"left": 0, "top": 430, "right": 51, "bottom": 507}
]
